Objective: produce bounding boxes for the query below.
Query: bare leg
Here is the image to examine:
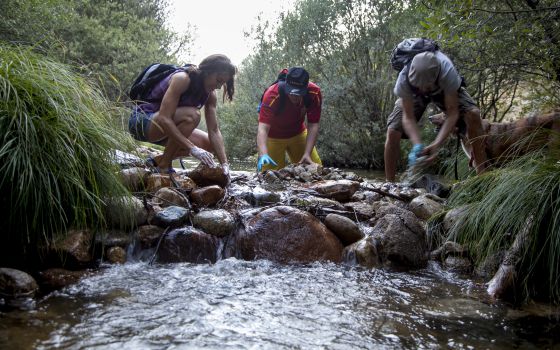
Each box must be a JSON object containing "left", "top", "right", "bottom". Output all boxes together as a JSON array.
[
  {"left": 384, "top": 128, "right": 402, "bottom": 182},
  {"left": 146, "top": 107, "right": 201, "bottom": 170},
  {"left": 464, "top": 108, "right": 488, "bottom": 174}
]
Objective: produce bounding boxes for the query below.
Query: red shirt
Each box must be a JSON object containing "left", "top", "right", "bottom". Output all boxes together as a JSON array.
[{"left": 258, "top": 82, "right": 322, "bottom": 139}]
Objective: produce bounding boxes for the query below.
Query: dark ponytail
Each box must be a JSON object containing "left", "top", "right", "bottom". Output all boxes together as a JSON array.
[{"left": 198, "top": 54, "right": 237, "bottom": 102}]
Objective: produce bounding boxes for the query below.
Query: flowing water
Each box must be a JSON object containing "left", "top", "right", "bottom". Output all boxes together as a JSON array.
[{"left": 1, "top": 260, "right": 559, "bottom": 349}]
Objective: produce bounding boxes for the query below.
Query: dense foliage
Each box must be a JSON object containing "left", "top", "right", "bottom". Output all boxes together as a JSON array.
[
  {"left": 0, "top": 0, "right": 192, "bottom": 100},
  {"left": 0, "top": 45, "right": 135, "bottom": 267}
]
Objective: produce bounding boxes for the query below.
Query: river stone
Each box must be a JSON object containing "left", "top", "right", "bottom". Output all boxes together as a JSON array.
[
  {"left": 444, "top": 256, "right": 473, "bottom": 274},
  {"left": 409, "top": 194, "right": 444, "bottom": 220},
  {"left": 351, "top": 190, "right": 383, "bottom": 203},
  {"left": 190, "top": 185, "right": 225, "bottom": 207},
  {"left": 343, "top": 201, "right": 375, "bottom": 220},
  {"left": 106, "top": 246, "right": 127, "bottom": 264},
  {"left": 137, "top": 225, "right": 166, "bottom": 248},
  {"left": 156, "top": 227, "right": 219, "bottom": 264},
  {"left": 342, "top": 236, "right": 381, "bottom": 269},
  {"left": 145, "top": 174, "right": 197, "bottom": 193},
  {"left": 105, "top": 196, "right": 148, "bottom": 229},
  {"left": 290, "top": 195, "right": 345, "bottom": 211},
  {"left": 151, "top": 206, "right": 190, "bottom": 228},
  {"left": 193, "top": 209, "right": 236, "bottom": 237},
  {"left": 251, "top": 187, "right": 281, "bottom": 206},
  {"left": 53, "top": 229, "right": 94, "bottom": 267},
  {"left": 308, "top": 180, "right": 360, "bottom": 202},
  {"left": 369, "top": 203, "right": 428, "bottom": 268},
  {"left": 443, "top": 206, "right": 469, "bottom": 233},
  {"left": 0, "top": 268, "right": 38, "bottom": 299},
  {"left": 119, "top": 167, "right": 149, "bottom": 191},
  {"left": 153, "top": 187, "right": 189, "bottom": 208},
  {"left": 95, "top": 229, "right": 132, "bottom": 247},
  {"left": 229, "top": 206, "right": 343, "bottom": 264},
  {"left": 324, "top": 214, "right": 364, "bottom": 246},
  {"left": 38, "top": 268, "right": 91, "bottom": 292},
  {"left": 188, "top": 163, "right": 228, "bottom": 188}
]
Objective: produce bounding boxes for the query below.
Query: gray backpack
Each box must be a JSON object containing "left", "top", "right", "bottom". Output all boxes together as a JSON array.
[{"left": 390, "top": 38, "right": 439, "bottom": 72}]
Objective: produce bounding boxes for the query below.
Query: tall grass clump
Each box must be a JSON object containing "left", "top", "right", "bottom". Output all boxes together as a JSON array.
[
  {"left": 0, "top": 44, "right": 135, "bottom": 266},
  {"left": 447, "top": 149, "right": 560, "bottom": 302}
]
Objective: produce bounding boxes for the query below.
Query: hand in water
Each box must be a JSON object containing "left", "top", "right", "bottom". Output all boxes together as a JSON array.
[
  {"left": 190, "top": 146, "right": 215, "bottom": 167},
  {"left": 221, "top": 163, "right": 231, "bottom": 186},
  {"left": 257, "top": 154, "right": 277, "bottom": 172}
]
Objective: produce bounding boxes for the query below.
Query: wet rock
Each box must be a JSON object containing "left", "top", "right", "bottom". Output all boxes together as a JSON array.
[
  {"left": 105, "top": 196, "right": 148, "bottom": 229},
  {"left": 190, "top": 185, "right": 225, "bottom": 207},
  {"left": 308, "top": 180, "right": 360, "bottom": 202},
  {"left": 52, "top": 229, "right": 94, "bottom": 267},
  {"left": 409, "top": 194, "right": 444, "bottom": 220},
  {"left": 443, "top": 206, "right": 469, "bottom": 232},
  {"left": 151, "top": 206, "right": 190, "bottom": 228},
  {"left": 444, "top": 256, "right": 473, "bottom": 274},
  {"left": 38, "top": 268, "right": 90, "bottom": 292},
  {"left": 145, "top": 174, "right": 197, "bottom": 193},
  {"left": 324, "top": 214, "right": 364, "bottom": 246},
  {"left": 351, "top": 190, "right": 383, "bottom": 203},
  {"left": 475, "top": 250, "right": 505, "bottom": 280},
  {"left": 137, "top": 225, "right": 165, "bottom": 249},
  {"left": 228, "top": 206, "right": 343, "bottom": 264},
  {"left": 153, "top": 187, "right": 190, "bottom": 208},
  {"left": 290, "top": 195, "right": 345, "bottom": 211},
  {"left": 343, "top": 202, "right": 375, "bottom": 220},
  {"left": 156, "top": 227, "right": 220, "bottom": 264},
  {"left": 119, "top": 167, "right": 149, "bottom": 191},
  {"left": 342, "top": 236, "right": 381, "bottom": 269},
  {"left": 106, "top": 246, "right": 126, "bottom": 264},
  {"left": 95, "top": 229, "right": 132, "bottom": 248},
  {"left": 188, "top": 163, "right": 228, "bottom": 188},
  {"left": 113, "top": 149, "right": 144, "bottom": 168},
  {"left": 430, "top": 241, "right": 469, "bottom": 261},
  {"left": 251, "top": 187, "right": 281, "bottom": 206},
  {"left": 0, "top": 268, "right": 38, "bottom": 300},
  {"left": 193, "top": 209, "right": 236, "bottom": 237},
  {"left": 369, "top": 203, "right": 428, "bottom": 268},
  {"left": 410, "top": 174, "right": 451, "bottom": 198}
]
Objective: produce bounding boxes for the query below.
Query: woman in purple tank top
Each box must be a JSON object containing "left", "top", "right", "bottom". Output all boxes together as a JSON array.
[{"left": 129, "top": 54, "right": 236, "bottom": 179}]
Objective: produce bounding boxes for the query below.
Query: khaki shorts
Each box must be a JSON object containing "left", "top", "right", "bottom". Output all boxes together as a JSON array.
[{"left": 386, "top": 87, "right": 477, "bottom": 138}]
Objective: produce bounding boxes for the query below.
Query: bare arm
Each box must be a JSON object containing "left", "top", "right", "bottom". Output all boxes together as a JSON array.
[
  {"left": 157, "top": 72, "right": 197, "bottom": 152},
  {"left": 300, "top": 122, "right": 320, "bottom": 164},
  {"left": 424, "top": 90, "right": 459, "bottom": 161},
  {"left": 401, "top": 97, "right": 422, "bottom": 145},
  {"left": 204, "top": 92, "right": 228, "bottom": 165},
  {"left": 257, "top": 122, "right": 271, "bottom": 156}
]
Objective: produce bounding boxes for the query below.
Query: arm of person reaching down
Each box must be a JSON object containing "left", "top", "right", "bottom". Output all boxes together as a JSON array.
[
  {"left": 256, "top": 122, "right": 277, "bottom": 171},
  {"left": 423, "top": 90, "right": 459, "bottom": 162},
  {"left": 300, "top": 122, "right": 319, "bottom": 164},
  {"left": 203, "top": 92, "right": 227, "bottom": 170}
]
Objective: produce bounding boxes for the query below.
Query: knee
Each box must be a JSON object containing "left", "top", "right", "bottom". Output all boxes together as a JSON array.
[{"left": 175, "top": 107, "right": 201, "bottom": 125}]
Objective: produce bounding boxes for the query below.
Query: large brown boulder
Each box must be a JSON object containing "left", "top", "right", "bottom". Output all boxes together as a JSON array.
[
  {"left": 307, "top": 180, "right": 360, "bottom": 202},
  {"left": 156, "top": 227, "right": 220, "bottom": 264},
  {"left": 369, "top": 203, "right": 428, "bottom": 268},
  {"left": 228, "top": 206, "right": 343, "bottom": 264},
  {"left": 188, "top": 163, "right": 228, "bottom": 188}
]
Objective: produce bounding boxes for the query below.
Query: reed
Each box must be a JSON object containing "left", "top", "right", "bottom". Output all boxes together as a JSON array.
[{"left": 0, "top": 44, "right": 135, "bottom": 265}]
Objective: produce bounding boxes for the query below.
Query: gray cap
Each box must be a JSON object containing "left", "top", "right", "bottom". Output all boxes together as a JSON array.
[{"left": 408, "top": 52, "right": 440, "bottom": 88}]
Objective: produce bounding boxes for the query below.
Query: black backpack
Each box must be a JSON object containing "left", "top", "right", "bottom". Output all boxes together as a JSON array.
[
  {"left": 390, "top": 38, "right": 439, "bottom": 72},
  {"left": 257, "top": 69, "right": 312, "bottom": 114},
  {"left": 129, "top": 63, "right": 193, "bottom": 102}
]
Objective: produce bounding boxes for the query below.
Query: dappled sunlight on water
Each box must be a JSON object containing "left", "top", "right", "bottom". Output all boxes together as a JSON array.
[{"left": 2, "top": 260, "right": 558, "bottom": 349}]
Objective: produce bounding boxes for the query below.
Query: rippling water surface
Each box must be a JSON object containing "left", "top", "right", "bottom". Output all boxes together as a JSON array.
[{"left": 2, "top": 260, "right": 559, "bottom": 349}]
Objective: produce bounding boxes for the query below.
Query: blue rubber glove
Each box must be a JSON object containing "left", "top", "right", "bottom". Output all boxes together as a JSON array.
[
  {"left": 257, "top": 154, "right": 278, "bottom": 172},
  {"left": 408, "top": 143, "right": 424, "bottom": 167}
]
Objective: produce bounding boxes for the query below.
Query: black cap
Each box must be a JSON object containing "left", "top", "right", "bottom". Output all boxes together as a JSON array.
[{"left": 284, "top": 67, "right": 309, "bottom": 96}]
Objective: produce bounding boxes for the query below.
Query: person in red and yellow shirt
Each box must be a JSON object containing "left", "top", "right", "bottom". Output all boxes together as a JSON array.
[{"left": 257, "top": 67, "right": 322, "bottom": 172}]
